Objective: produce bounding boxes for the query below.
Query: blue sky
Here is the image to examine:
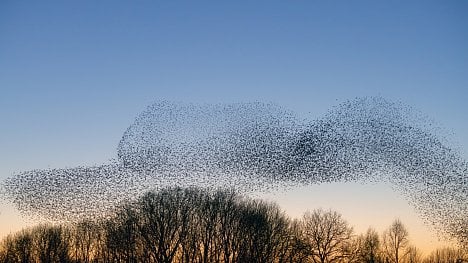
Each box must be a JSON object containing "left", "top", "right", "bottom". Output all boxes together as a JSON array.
[
  {"left": 1, "top": 0, "right": 467, "bottom": 251},
  {"left": 1, "top": 0, "right": 467, "bottom": 173}
]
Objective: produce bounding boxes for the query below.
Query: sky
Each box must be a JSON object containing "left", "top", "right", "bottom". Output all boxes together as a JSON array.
[{"left": 1, "top": 0, "right": 467, "bottom": 254}]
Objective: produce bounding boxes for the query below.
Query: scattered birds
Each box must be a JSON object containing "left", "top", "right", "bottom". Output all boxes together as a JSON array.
[{"left": 1, "top": 97, "right": 467, "bottom": 247}]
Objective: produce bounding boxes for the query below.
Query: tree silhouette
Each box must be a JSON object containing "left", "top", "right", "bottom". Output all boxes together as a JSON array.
[
  {"left": 33, "top": 224, "right": 70, "bottom": 263},
  {"left": 104, "top": 205, "right": 139, "bottom": 262},
  {"left": 0, "top": 230, "right": 34, "bottom": 263},
  {"left": 0, "top": 187, "right": 464, "bottom": 263},
  {"left": 301, "top": 208, "right": 354, "bottom": 263},
  {"left": 423, "top": 247, "right": 467, "bottom": 263},
  {"left": 383, "top": 219, "right": 409, "bottom": 263},
  {"left": 358, "top": 228, "right": 382, "bottom": 263},
  {"left": 71, "top": 220, "right": 103, "bottom": 263},
  {"left": 405, "top": 245, "right": 422, "bottom": 263},
  {"left": 235, "top": 200, "right": 292, "bottom": 263}
]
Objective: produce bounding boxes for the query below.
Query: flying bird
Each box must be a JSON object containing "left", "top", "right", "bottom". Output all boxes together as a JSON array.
[{"left": 2, "top": 97, "right": 467, "bottom": 247}]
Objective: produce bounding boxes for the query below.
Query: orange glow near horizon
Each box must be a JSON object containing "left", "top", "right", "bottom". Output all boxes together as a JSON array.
[
  {"left": 0, "top": 181, "right": 457, "bottom": 256},
  {"left": 259, "top": 181, "right": 456, "bottom": 256}
]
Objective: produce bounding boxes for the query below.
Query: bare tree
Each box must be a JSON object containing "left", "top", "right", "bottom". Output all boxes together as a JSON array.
[
  {"left": 71, "top": 220, "right": 103, "bottom": 263},
  {"left": 0, "top": 231, "right": 34, "bottom": 263},
  {"left": 211, "top": 190, "right": 242, "bottom": 263},
  {"left": 343, "top": 235, "right": 362, "bottom": 263},
  {"left": 5, "top": 187, "right": 433, "bottom": 263},
  {"left": 383, "top": 219, "right": 409, "bottom": 263},
  {"left": 0, "top": 225, "right": 71, "bottom": 263},
  {"left": 282, "top": 219, "right": 309, "bottom": 263},
  {"left": 193, "top": 189, "right": 224, "bottom": 263},
  {"left": 235, "top": 200, "right": 292, "bottom": 263},
  {"left": 404, "top": 245, "right": 422, "bottom": 263},
  {"left": 301, "top": 208, "right": 354, "bottom": 263},
  {"left": 358, "top": 228, "right": 382, "bottom": 263},
  {"left": 104, "top": 205, "right": 139, "bottom": 263},
  {"left": 137, "top": 188, "right": 193, "bottom": 263},
  {"left": 424, "top": 247, "right": 467, "bottom": 263},
  {"left": 32, "top": 224, "right": 71, "bottom": 263}
]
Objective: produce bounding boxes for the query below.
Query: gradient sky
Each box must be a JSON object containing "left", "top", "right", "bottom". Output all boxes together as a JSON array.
[{"left": 1, "top": 0, "right": 467, "bottom": 254}]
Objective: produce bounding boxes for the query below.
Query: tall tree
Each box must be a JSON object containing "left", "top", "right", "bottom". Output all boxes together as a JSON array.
[
  {"left": 71, "top": 220, "right": 103, "bottom": 263},
  {"left": 33, "top": 224, "right": 70, "bottom": 263},
  {"left": 235, "top": 200, "right": 292, "bottom": 263},
  {"left": 383, "top": 219, "right": 409, "bottom": 263},
  {"left": 0, "top": 231, "right": 34, "bottom": 263},
  {"left": 104, "top": 206, "right": 139, "bottom": 262},
  {"left": 358, "top": 228, "right": 382, "bottom": 263},
  {"left": 301, "top": 208, "right": 354, "bottom": 263},
  {"left": 137, "top": 188, "right": 192, "bottom": 263}
]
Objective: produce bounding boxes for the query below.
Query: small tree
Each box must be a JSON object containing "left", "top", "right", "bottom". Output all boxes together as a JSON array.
[
  {"left": 405, "top": 245, "right": 422, "bottom": 263},
  {"left": 424, "top": 247, "right": 467, "bottom": 263}
]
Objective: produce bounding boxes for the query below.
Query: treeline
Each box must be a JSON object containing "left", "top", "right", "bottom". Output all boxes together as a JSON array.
[{"left": 0, "top": 187, "right": 466, "bottom": 263}]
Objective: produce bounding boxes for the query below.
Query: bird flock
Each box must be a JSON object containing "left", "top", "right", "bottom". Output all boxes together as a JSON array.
[{"left": 1, "top": 97, "right": 467, "bottom": 247}]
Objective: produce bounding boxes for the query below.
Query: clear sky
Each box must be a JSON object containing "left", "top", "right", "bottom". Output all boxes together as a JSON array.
[{"left": 1, "top": 0, "right": 467, "bottom": 254}]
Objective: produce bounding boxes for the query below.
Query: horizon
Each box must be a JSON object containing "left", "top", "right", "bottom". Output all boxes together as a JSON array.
[
  {"left": 1, "top": 0, "right": 467, "bottom": 258},
  {"left": 1, "top": 98, "right": 465, "bottom": 255}
]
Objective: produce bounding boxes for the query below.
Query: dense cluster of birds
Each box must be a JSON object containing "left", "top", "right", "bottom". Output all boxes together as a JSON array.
[{"left": 1, "top": 97, "right": 467, "bottom": 247}]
